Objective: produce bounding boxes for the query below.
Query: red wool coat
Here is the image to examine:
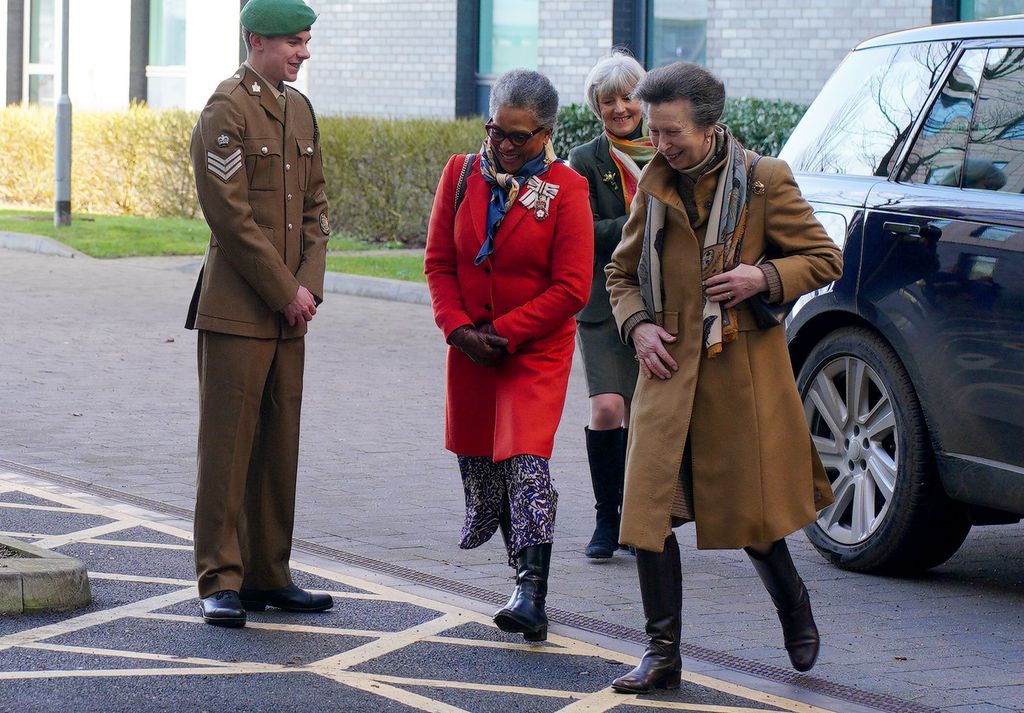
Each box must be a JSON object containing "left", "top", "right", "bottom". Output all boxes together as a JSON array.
[{"left": 425, "top": 155, "right": 594, "bottom": 461}]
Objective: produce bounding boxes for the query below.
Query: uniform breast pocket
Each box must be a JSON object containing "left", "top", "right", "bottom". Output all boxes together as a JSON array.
[
  {"left": 295, "top": 137, "right": 314, "bottom": 191},
  {"left": 244, "top": 138, "right": 282, "bottom": 191}
]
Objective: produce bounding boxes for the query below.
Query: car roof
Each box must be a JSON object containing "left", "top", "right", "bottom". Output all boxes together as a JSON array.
[{"left": 856, "top": 16, "right": 1024, "bottom": 50}]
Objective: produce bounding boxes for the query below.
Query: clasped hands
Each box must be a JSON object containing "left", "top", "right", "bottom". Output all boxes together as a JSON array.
[
  {"left": 449, "top": 323, "right": 509, "bottom": 367},
  {"left": 632, "top": 264, "right": 768, "bottom": 380},
  {"left": 282, "top": 285, "right": 317, "bottom": 327}
]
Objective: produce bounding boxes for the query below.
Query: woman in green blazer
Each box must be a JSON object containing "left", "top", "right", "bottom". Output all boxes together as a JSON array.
[{"left": 568, "top": 52, "right": 656, "bottom": 559}]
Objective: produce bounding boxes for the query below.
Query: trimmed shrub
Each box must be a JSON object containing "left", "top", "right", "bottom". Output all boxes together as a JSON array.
[
  {"left": 551, "top": 98, "right": 807, "bottom": 158},
  {"left": 0, "top": 98, "right": 804, "bottom": 246},
  {"left": 319, "top": 116, "right": 482, "bottom": 246},
  {"left": 0, "top": 105, "right": 198, "bottom": 218}
]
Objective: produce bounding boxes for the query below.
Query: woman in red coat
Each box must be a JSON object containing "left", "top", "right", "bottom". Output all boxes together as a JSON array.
[{"left": 425, "top": 69, "right": 594, "bottom": 642}]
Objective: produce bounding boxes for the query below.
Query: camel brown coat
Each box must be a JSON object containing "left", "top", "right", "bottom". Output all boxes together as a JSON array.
[{"left": 606, "top": 150, "right": 842, "bottom": 553}]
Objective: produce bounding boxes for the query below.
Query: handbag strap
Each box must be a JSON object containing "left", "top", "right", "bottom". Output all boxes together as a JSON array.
[{"left": 454, "top": 153, "right": 476, "bottom": 214}]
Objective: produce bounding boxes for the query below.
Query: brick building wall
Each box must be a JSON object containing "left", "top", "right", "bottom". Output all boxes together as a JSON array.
[
  {"left": 308, "top": 0, "right": 458, "bottom": 118},
  {"left": 538, "top": 1, "right": 613, "bottom": 107},
  {"left": 705, "top": 0, "right": 933, "bottom": 105}
]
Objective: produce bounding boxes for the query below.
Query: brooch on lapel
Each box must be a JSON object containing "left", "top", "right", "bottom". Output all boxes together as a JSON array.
[
  {"left": 519, "top": 176, "right": 559, "bottom": 221},
  {"left": 751, "top": 180, "right": 766, "bottom": 196},
  {"left": 602, "top": 171, "right": 619, "bottom": 191}
]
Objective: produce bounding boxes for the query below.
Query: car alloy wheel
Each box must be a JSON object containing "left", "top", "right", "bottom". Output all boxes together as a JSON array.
[
  {"left": 804, "top": 355, "right": 897, "bottom": 546},
  {"left": 797, "top": 327, "right": 970, "bottom": 573}
]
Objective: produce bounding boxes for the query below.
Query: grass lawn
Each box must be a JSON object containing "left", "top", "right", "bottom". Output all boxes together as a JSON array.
[
  {"left": 0, "top": 207, "right": 424, "bottom": 282},
  {"left": 325, "top": 254, "right": 425, "bottom": 283},
  {"left": 0, "top": 208, "right": 210, "bottom": 258}
]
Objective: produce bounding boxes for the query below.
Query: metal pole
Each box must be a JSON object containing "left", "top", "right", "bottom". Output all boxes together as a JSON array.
[{"left": 54, "top": 0, "right": 71, "bottom": 227}]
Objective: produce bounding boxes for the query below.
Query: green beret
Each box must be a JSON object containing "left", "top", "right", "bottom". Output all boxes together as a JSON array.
[{"left": 240, "top": 0, "right": 317, "bottom": 36}]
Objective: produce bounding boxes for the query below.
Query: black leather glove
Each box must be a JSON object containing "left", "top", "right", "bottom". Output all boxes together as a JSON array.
[{"left": 449, "top": 325, "right": 508, "bottom": 367}]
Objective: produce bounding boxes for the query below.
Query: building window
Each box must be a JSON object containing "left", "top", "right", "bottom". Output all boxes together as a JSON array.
[
  {"left": 647, "top": 0, "right": 707, "bottom": 67},
  {"left": 146, "top": 0, "right": 187, "bottom": 108},
  {"left": 25, "top": 0, "right": 55, "bottom": 105},
  {"left": 476, "top": 0, "right": 538, "bottom": 115},
  {"left": 960, "top": 0, "right": 1024, "bottom": 18}
]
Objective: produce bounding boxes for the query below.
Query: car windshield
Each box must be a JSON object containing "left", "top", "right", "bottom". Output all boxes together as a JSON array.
[{"left": 780, "top": 41, "right": 957, "bottom": 177}]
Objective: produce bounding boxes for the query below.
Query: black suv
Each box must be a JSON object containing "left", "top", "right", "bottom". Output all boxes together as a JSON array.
[{"left": 778, "top": 17, "right": 1024, "bottom": 573}]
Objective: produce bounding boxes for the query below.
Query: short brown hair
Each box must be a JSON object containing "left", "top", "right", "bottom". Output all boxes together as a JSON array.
[{"left": 633, "top": 62, "right": 725, "bottom": 129}]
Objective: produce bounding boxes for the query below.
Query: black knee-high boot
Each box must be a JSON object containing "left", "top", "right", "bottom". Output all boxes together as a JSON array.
[
  {"left": 493, "top": 543, "right": 551, "bottom": 642},
  {"left": 611, "top": 533, "right": 682, "bottom": 693},
  {"left": 584, "top": 427, "right": 625, "bottom": 559},
  {"left": 746, "top": 539, "right": 820, "bottom": 672}
]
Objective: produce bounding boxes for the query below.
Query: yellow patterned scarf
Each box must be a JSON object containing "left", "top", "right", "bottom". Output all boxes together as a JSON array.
[{"left": 605, "top": 128, "right": 656, "bottom": 211}]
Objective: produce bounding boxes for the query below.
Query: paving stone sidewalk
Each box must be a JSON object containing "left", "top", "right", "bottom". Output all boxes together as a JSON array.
[{"left": 1, "top": 250, "right": 1022, "bottom": 711}]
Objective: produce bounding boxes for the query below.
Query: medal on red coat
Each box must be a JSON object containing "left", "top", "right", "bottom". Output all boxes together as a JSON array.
[{"left": 519, "top": 176, "right": 559, "bottom": 222}]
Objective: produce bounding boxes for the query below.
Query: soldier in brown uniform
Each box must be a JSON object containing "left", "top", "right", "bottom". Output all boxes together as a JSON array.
[{"left": 186, "top": 0, "right": 332, "bottom": 627}]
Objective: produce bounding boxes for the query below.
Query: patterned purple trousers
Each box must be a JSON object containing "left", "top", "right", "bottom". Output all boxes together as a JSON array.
[{"left": 456, "top": 454, "right": 558, "bottom": 567}]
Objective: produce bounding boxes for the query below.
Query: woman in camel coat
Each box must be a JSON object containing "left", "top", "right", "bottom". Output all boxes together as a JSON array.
[{"left": 605, "top": 62, "right": 842, "bottom": 694}]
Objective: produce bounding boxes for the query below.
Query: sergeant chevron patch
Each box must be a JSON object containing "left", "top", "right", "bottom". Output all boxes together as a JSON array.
[{"left": 207, "top": 149, "right": 242, "bottom": 182}]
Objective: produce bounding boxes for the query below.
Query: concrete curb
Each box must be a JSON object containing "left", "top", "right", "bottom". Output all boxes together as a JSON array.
[
  {"left": 322, "top": 271, "right": 430, "bottom": 306},
  {"left": 0, "top": 536, "right": 91, "bottom": 613},
  {"left": 0, "top": 231, "right": 84, "bottom": 258}
]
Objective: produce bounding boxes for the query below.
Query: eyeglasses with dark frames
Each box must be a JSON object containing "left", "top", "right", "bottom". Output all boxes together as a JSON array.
[{"left": 484, "top": 120, "right": 546, "bottom": 148}]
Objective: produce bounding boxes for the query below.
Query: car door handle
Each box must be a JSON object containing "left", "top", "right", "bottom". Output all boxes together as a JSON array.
[{"left": 882, "top": 221, "right": 921, "bottom": 237}]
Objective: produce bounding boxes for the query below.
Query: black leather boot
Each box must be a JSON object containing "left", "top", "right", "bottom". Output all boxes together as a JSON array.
[
  {"left": 611, "top": 533, "right": 682, "bottom": 693},
  {"left": 493, "top": 543, "right": 551, "bottom": 642},
  {"left": 746, "top": 539, "right": 820, "bottom": 672},
  {"left": 584, "top": 427, "right": 625, "bottom": 559}
]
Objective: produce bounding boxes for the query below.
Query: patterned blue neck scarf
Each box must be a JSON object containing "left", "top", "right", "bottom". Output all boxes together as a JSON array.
[{"left": 475, "top": 140, "right": 557, "bottom": 265}]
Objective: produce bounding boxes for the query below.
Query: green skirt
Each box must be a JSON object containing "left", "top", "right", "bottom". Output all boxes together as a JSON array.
[{"left": 576, "top": 316, "right": 638, "bottom": 399}]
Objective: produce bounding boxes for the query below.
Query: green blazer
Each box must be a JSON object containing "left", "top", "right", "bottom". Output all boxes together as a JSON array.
[{"left": 568, "top": 133, "right": 631, "bottom": 323}]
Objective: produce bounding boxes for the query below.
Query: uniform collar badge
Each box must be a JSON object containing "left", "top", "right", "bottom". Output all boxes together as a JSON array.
[
  {"left": 217, "top": 134, "right": 230, "bottom": 147},
  {"left": 251, "top": 82, "right": 261, "bottom": 94}
]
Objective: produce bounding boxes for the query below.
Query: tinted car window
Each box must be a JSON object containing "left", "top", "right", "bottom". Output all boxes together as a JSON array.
[
  {"left": 899, "top": 49, "right": 986, "bottom": 186},
  {"left": 965, "top": 47, "right": 1024, "bottom": 193},
  {"left": 781, "top": 41, "right": 957, "bottom": 177}
]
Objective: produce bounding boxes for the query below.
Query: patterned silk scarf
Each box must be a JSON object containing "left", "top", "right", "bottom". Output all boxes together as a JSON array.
[
  {"left": 638, "top": 126, "right": 751, "bottom": 358},
  {"left": 605, "top": 128, "right": 656, "bottom": 211},
  {"left": 475, "top": 140, "right": 558, "bottom": 265}
]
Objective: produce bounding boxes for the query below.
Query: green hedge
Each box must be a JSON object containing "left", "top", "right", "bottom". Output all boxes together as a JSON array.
[
  {"left": 0, "top": 99, "right": 802, "bottom": 248},
  {"left": 0, "top": 105, "right": 197, "bottom": 218},
  {"left": 551, "top": 98, "right": 806, "bottom": 158}
]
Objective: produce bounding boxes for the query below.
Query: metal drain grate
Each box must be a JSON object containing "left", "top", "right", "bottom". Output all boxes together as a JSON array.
[{"left": 0, "top": 457, "right": 940, "bottom": 713}]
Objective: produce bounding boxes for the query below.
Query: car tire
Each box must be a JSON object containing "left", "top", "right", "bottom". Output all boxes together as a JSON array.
[{"left": 797, "top": 326, "right": 970, "bottom": 574}]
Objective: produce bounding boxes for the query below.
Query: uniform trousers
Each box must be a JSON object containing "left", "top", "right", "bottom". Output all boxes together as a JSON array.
[{"left": 194, "top": 330, "right": 305, "bottom": 598}]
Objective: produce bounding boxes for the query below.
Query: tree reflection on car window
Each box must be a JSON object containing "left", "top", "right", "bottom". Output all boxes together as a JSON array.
[
  {"left": 899, "top": 50, "right": 986, "bottom": 186},
  {"left": 965, "top": 47, "right": 1024, "bottom": 194},
  {"left": 781, "top": 42, "right": 957, "bottom": 177}
]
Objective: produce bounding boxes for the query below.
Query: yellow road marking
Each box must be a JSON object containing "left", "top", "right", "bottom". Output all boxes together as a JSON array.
[{"left": 134, "top": 611, "right": 387, "bottom": 638}]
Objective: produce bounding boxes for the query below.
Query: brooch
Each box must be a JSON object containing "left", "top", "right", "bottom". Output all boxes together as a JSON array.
[
  {"left": 602, "top": 171, "right": 619, "bottom": 191},
  {"left": 751, "top": 180, "right": 766, "bottom": 196},
  {"left": 519, "top": 176, "right": 560, "bottom": 221}
]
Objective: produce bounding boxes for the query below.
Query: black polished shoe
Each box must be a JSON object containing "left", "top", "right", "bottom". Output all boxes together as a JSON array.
[
  {"left": 238, "top": 584, "right": 333, "bottom": 612},
  {"left": 200, "top": 590, "right": 246, "bottom": 628}
]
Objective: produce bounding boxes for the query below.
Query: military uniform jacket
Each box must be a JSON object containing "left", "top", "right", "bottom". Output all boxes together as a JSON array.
[{"left": 186, "top": 64, "right": 329, "bottom": 339}]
